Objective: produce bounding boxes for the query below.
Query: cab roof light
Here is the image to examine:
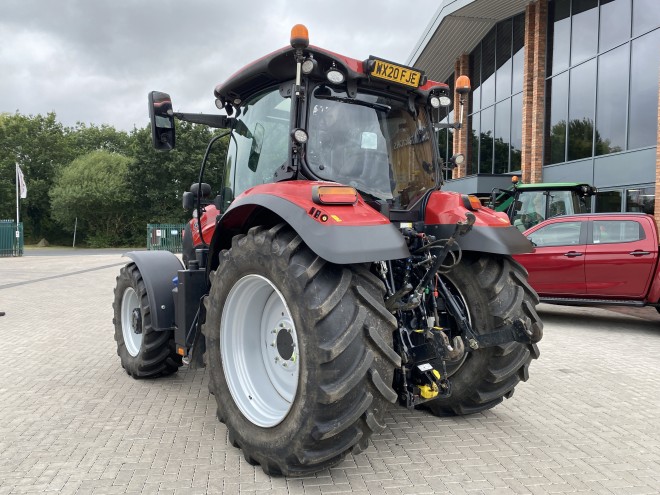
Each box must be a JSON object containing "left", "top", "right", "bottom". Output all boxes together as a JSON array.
[
  {"left": 290, "top": 24, "right": 309, "bottom": 49},
  {"left": 313, "top": 185, "right": 358, "bottom": 205}
]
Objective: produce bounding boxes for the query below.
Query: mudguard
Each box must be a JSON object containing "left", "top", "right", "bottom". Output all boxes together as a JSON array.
[
  {"left": 213, "top": 181, "right": 410, "bottom": 264},
  {"left": 123, "top": 251, "right": 184, "bottom": 331},
  {"left": 424, "top": 191, "right": 533, "bottom": 255}
]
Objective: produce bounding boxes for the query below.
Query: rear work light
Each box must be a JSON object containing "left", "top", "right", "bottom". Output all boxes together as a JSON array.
[{"left": 313, "top": 185, "right": 358, "bottom": 205}]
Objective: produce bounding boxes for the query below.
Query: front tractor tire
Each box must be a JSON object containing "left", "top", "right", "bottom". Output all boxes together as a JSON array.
[
  {"left": 112, "top": 263, "right": 182, "bottom": 378},
  {"left": 426, "top": 254, "right": 543, "bottom": 416},
  {"left": 202, "top": 224, "right": 399, "bottom": 476}
]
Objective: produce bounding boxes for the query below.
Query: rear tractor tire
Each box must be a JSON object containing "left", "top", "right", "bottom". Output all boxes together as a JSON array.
[
  {"left": 112, "top": 263, "right": 182, "bottom": 378},
  {"left": 202, "top": 224, "right": 400, "bottom": 476},
  {"left": 426, "top": 254, "right": 543, "bottom": 416}
]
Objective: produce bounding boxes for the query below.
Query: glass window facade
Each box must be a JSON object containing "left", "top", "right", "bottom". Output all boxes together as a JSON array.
[
  {"left": 595, "top": 190, "right": 623, "bottom": 212},
  {"left": 594, "top": 186, "right": 656, "bottom": 213},
  {"left": 626, "top": 186, "right": 655, "bottom": 214},
  {"left": 468, "top": 13, "right": 525, "bottom": 174},
  {"left": 545, "top": 0, "right": 660, "bottom": 165},
  {"left": 628, "top": 28, "right": 660, "bottom": 149}
]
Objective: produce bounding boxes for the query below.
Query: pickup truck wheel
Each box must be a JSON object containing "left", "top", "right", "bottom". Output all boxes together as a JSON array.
[
  {"left": 112, "top": 263, "right": 182, "bottom": 378},
  {"left": 425, "top": 254, "right": 542, "bottom": 416},
  {"left": 202, "top": 224, "right": 399, "bottom": 476}
]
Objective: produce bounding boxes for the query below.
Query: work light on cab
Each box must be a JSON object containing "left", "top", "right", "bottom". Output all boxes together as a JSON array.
[
  {"left": 312, "top": 185, "right": 358, "bottom": 205},
  {"left": 301, "top": 57, "right": 317, "bottom": 74},
  {"left": 326, "top": 66, "right": 345, "bottom": 84},
  {"left": 291, "top": 128, "right": 308, "bottom": 144}
]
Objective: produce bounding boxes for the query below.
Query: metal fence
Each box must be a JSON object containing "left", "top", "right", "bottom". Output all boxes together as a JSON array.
[
  {"left": 0, "top": 221, "right": 24, "bottom": 257},
  {"left": 147, "top": 224, "right": 186, "bottom": 253}
]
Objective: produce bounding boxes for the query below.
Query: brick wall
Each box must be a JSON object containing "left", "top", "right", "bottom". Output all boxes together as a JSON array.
[{"left": 521, "top": 0, "right": 547, "bottom": 184}]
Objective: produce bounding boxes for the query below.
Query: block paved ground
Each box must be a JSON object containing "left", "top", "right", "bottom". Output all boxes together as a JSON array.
[{"left": 1, "top": 251, "right": 659, "bottom": 494}]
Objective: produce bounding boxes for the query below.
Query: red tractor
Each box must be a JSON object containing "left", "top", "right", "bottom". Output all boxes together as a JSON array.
[{"left": 113, "top": 25, "right": 542, "bottom": 476}]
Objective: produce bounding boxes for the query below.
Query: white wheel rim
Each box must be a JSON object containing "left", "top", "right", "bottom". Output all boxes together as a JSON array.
[
  {"left": 121, "top": 287, "right": 142, "bottom": 357},
  {"left": 221, "top": 274, "right": 299, "bottom": 427}
]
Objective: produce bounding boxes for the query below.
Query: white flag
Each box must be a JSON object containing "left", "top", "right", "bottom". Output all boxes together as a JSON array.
[{"left": 16, "top": 164, "right": 27, "bottom": 199}]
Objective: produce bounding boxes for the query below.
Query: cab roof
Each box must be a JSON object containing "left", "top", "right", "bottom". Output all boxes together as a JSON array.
[{"left": 214, "top": 45, "right": 449, "bottom": 107}]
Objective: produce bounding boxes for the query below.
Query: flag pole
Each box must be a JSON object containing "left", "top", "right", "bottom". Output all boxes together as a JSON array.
[
  {"left": 15, "top": 163, "right": 19, "bottom": 226},
  {"left": 15, "top": 163, "right": 20, "bottom": 252}
]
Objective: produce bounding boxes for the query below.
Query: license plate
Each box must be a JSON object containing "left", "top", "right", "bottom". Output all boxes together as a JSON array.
[{"left": 368, "top": 57, "right": 424, "bottom": 88}]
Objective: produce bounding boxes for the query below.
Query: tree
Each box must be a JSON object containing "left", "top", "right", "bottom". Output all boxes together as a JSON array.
[
  {"left": 50, "top": 150, "right": 137, "bottom": 246},
  {"left": 547, "top": 118, "right": 622, "bottom": 164},
  {"left": 0, "top": 112, "right": 74, "bottom": 242},
  {"left": 128, "top": 122, "right": 228, "bottom": 225}
]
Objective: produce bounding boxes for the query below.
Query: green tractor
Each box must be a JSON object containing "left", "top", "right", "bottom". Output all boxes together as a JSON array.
[{"left": 490, "top": 177, "right": 597, "bottom": 231}]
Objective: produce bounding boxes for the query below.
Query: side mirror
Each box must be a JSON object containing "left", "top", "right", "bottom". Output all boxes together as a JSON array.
[
  {"left": 148, "top": 91, "right": 175, "bottom": 151},
  {"left": 182, "top": 191, "right": 194, "bottom": 210},
  {"left": 183, "top": 183, "right": 212, "bottom": 211},
  {"left": 190, "top": 182, "right": 212, "bottom": 198}
]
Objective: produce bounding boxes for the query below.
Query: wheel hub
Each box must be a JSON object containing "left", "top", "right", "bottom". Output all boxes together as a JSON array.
[
  {"left": 265, "top": 319, "right": 297, "bottom": 370},
  {"left": 131, "top": 308, "right": 142, "bottom": 334},
  {"left": 121, "top": 286, "right": 143, "bottom": 357},
  {"left": 276, "top": 327, "right": 294, "bottom": 361}
]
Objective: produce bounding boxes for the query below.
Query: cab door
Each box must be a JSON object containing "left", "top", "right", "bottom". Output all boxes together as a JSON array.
[
  {"left": 585, "top": 217, "right": 657, "bottom": 298},
  {"left": 516, "top": 219, "right": 587, "bottom": 296}
]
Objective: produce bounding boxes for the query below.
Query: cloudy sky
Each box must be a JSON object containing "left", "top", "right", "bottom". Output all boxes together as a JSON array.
[{"left": 1, "top": 0, "right": 439, "bottom": 132}]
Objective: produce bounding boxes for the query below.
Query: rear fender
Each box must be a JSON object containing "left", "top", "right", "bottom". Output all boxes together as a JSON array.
[
  {"left": 209, "top": 181, "right": 410, "bottom": 265},
  {"left": 123, "top": 251, "right": 183, "bottom": 331},
  {"left": 424, "top": 190, "right": 533, "bottom": 255}
]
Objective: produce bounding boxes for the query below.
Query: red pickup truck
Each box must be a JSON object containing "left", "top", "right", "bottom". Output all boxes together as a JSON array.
[{"left": 513, "top": 213, "right": 660, "bottom": 310}]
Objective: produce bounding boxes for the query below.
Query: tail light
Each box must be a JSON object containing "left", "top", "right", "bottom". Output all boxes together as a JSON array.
[
  {"left": 313, "top": 185, "right": 358, "bottom": 205},
  {"left": 462, "top": 194, "right": 482, "bottom": 210}
]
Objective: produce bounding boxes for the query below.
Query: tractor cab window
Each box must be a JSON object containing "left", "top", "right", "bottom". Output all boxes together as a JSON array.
[
  {"left": 227, "top": 88, "right": 291, "bottom": 198},
  {"left": 307, "top": 85, "right": 436, "bottom": 210},
  {"left": 512, "top": 191, "right": 547, "bottom": 231}
]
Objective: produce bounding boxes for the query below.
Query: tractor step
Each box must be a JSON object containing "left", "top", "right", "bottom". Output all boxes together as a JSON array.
[{"left": 540, "top": 297, "right": 646, "bottom": 307}]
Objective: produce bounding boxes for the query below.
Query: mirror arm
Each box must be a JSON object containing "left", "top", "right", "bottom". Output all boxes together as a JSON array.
[{"left": 173, "top": 112, "right": 232, "bottom": 128}]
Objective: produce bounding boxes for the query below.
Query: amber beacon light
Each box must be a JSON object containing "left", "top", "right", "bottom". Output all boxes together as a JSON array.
[{"left": 290, "top": 24, "right": 309, "bottom": 49}]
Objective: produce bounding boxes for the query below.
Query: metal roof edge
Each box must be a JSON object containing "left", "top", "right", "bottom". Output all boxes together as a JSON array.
[{"left": 406, "top": 0, "right": 477, "bottom": 65}]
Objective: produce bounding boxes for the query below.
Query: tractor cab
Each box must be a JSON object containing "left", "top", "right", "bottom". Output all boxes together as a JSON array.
[
  {"left": 490, "top": 177, "right": 598, "bottom": 231},
  {"left": 149, "top": 25, "right": 468, "bottom": 221}
]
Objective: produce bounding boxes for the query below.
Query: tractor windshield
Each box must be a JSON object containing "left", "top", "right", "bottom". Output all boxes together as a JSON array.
[{"left": 307, "top": 85, "right": 436, "bottom": 209}]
